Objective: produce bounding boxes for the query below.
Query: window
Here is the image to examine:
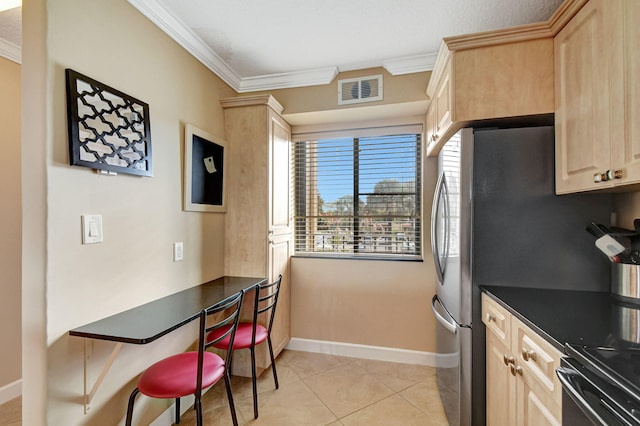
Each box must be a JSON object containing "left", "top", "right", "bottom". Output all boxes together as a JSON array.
[{"left": 294, "top": 126, "right": 422, "bottom": 258}]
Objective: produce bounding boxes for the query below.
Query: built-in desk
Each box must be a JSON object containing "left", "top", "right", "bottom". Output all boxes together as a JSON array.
[{"left": 69, "top": 275, "right": 266, "bottom": 413}]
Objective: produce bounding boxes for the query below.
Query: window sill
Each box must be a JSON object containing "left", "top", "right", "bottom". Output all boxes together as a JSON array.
[{"left": 291, "top": 254, "right": 423, "bottom": 262}]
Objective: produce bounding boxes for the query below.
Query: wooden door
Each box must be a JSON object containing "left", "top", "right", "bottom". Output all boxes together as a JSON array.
[
  {"left": 486, "top": 332, "right": 516, "bottom": 426},
  {"left": 268, "top": 110, "right": 292, "bottom": 236},
  {"left": 554, "top": 0, "right": 612, "bottom": 193},
  {"left": 612, "top": 0, "right": 640, "bottom": 185},
  {"left": 268, "top": 234, "right": 291, "bottom": 358}
]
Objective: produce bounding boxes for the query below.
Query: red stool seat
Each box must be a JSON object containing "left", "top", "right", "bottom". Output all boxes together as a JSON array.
[
  {"left": 138, "top": 352, "right": 225, "bottom": 398},
  {"left": 208, "top": 322, "right": 268, "bottom": 350}
]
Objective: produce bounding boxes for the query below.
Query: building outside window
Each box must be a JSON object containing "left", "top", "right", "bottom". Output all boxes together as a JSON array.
[{"left": 294, "top": 125, "right": 422, "bottom": 259}]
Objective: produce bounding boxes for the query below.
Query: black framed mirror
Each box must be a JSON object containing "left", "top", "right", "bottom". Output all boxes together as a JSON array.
[{"left": 65, "top": 69, "right": 152, "bottom": 177}]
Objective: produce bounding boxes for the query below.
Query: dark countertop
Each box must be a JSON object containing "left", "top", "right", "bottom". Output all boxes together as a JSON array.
[
  {"left": 482, "top": 286, "right": 618, "bottom": 352},
  {"left": 69, "top": 276, "right": 266, "bottom": 344}
]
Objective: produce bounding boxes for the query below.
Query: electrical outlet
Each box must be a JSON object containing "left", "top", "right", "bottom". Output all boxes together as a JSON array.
[{"left": 173, "top": 242, "right": 184, "bottom": 261}]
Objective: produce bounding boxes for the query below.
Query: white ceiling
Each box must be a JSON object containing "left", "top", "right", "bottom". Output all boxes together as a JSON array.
[
  {"left": 0, "top": 1, "right": 565, "bottom": 90},
  {"left": 128, "top": 0, "right": 564, "bottom": 92}
]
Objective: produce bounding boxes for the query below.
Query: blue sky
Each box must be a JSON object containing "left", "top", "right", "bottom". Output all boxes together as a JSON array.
[{"left": 316, "top": 136, "right": 418, "bottom": 203}]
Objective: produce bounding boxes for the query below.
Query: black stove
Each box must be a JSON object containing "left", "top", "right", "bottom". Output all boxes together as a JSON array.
[{"left": 560, "top": 343, "right": 640, "bottom": 425}]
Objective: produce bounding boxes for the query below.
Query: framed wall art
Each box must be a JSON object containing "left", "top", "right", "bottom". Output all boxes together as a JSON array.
[
  {"left": 184, "top": 124, "right": 227, "bottom": 212},
  {"left": 65, "top": 68, "right": 152, "bottom": 176}
]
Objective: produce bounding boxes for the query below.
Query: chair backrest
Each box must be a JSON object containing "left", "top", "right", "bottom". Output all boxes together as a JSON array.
[
  {"left": 251, "top": 275, "right": 283, "bottom": 343},
  {"left": 196, "top": 290, "right": 244, "bottom": 395}
]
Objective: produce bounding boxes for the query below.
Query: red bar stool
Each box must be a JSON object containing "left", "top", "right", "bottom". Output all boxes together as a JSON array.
[
  {"left": 207, "top": 275, "right": 282, "bottom": 419},
  {"left": 125, "top": 290, "right": 244, "bottom": 426}
]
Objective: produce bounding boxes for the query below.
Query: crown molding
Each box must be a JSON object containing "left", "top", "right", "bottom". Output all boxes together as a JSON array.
[
  {"left": 0, "top": 38, "right": 20, "bottom": 64},
  {"left": 220, "top": 94, "right": 284, "bottom": 114},
  {"left": 443, "top": 0, "right": 587, "bottom": 52},
  {"left": 127, "top": 0, "right": 242, "bottom": 90},
  {"left": 383, "top": 53, "right": 437, "bottom": 75},
  {"left": 237, "top": 67, "right": 339, "bottom": 93}
]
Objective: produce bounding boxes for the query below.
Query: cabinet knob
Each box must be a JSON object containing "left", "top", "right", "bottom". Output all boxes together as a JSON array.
[
  {"left": 594, "top": 169, "right": 624, "bottom": 183},
  {"left": 521, "top": 348, "right": 537, "bottom": 362},
  {"left": 431, "top": 134, "right": 438, "bottom": 142},
  {"left": 486, "top": 313, "right": 496, "bottom": 323},
  {"left": 510, "top": 364, "right": 523, "bottom": 376},
  {"left": 503, "top": 355, "right": 515, "bottom": 366}
]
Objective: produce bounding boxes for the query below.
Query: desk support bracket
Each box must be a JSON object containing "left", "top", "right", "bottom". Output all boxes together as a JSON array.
[{"left": 83, "top": 340, "right": 123, "bottom": 414}]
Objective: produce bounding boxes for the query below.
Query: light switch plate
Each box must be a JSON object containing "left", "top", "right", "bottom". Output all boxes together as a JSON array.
[
  {"left": 173, "top": 242, "right": 184, "bottom": 261},
  {"left": 82, "top": 215, "right": 103, "bottom": 244}
]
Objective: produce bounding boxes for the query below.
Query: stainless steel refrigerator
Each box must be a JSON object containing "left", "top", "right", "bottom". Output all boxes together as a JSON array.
[{"left": 430, "top": 125, "right": 613, "bottom": 426}]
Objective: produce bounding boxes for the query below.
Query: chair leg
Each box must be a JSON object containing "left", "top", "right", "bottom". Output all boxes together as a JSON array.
[
  {"left": 267, "top": 336, "right": 279, "bottom": 389},
  {"left": 250, "top": 346, "right": 259, "bottom": 419},
  {"left": 195, "top": 395, "right": 203, "bottom": 426},
  {"left": 125, "top": 388, "right": 140, "bottom": 426},
  {"left": 224, "top": 372, "right": 239, "bottom": 426},
  {"left": 175, "top": 397, "right": 180, "bottom": 424}
]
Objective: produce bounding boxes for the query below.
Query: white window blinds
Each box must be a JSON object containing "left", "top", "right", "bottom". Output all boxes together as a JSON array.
[{"left": 294, "top": 128, "right": 422, "bottom": 258}]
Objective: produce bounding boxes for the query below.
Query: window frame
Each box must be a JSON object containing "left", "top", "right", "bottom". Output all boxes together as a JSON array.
[{"left": 292, "top": 122, "right": 424, "bottom": 261}]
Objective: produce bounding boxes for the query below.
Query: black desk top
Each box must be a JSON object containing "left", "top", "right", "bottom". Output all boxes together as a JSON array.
[
  {"left": 482, "top": 286, "right": 615, "bottom": 351},
  {"left": 69, "top": 276, "right": 266, "bottom": 344}
]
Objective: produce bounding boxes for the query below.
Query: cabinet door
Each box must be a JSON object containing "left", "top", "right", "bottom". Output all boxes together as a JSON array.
[
  {"left": 425, "top": 103, "right": 438, "bottom": 155},
  {"left": 554, "top": 0, "right": 612, "bottom": 194},
  {"left": 434, "top": 59, "right": 453, "bottom": 142},
  {"left": 486, "top": 332, "right": 516, "bottom": 426},
  {"left": 268, "top": 234, "right": 291, "bottom": 358},
  {"left": 516, "top": 379, "right": 561, "bottom": 426},
  {"left": 269, "top": 111, "right": 292, "bottom": 236},
  {"left": 612, "top": 0, "right": 640, "bottom": 184}
]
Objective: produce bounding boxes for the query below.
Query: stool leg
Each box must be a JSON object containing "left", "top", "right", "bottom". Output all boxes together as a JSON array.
[
  {"left": 125, "top": 388, "right": 140, "bottom": 426},
  {"left": 175, "top": 397, "right": 180, "bottom": 424},
  {"left": 224, "top": 372, "right": 239, "bottom": 426},
  {"left": 250, "top": 345, "right": 258, "bottom": 419},
  {"left": 267, "top": 335, "right": 279, "bottom": 389}
]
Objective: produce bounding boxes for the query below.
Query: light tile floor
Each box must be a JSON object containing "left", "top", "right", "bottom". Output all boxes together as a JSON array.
[
  {"left": 0, "top": 350, "right": 450, "bottom": 426},
  {"left": 178, "top": 350, "right": 450, "bottom": 426}
]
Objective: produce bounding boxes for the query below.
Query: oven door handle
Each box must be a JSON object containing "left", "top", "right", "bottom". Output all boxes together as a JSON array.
[{"left": 556, "top": 367, "right": 617, "bottom": 426}]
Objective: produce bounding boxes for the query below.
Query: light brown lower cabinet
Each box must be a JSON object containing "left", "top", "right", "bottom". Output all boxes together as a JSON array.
[{"left": 482, "top": 293, "right": 562, "bottom": 426}]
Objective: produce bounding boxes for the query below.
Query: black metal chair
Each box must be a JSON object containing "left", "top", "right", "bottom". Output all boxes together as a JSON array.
[
  {"left": 125, "top": 290, "right": 244, "bottom": 426},
  {"left": 207, "top": 275, "right": 283, "bottom": 419}
]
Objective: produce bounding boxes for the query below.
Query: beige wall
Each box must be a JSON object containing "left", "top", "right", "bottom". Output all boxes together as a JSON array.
[
  {"left": 23, "top": 0, "right": 236, "bottom": 424},
  {"left": 255, "top": 68, "right": 430, "bottom": 115},
  {"left": 0, "top": 56, "right": 21, "bottom": 389},
  {"left": 265, "top": 67, "right": 438, "bottom": 354},
  {"left": 289, "top": 155, "right": 439, "bottom": 353}
]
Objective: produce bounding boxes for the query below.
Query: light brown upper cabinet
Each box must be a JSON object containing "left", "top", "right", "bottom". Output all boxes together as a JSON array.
[
  {"left": 425, "top": 31, "right": 556, "bottom": 157},
  {"left": 555, "top": 0, "right": 640, "bottom": 193},
  {"left": 425, "top": 0, "right": 589, "bottom": 158}
]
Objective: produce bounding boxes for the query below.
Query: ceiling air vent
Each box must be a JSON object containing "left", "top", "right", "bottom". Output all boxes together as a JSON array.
[{"left": 338, "top": 74, "right": 383, "bottom": 105}]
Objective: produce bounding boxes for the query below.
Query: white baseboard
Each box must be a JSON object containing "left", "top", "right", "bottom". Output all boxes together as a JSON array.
[
  {"left": 285, "top": 338, "right": 458, "bottom": 367},
  {"left": 0, "top": 379, "right": 21, "bottom": 405}
]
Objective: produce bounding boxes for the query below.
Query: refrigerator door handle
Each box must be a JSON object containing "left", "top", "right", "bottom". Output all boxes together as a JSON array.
[
  {"left": 431, "top": 172, "right": 450, "bottom": 283},
  {"left": 432, "top": 294, "right": 458, "bottom": 335}
]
